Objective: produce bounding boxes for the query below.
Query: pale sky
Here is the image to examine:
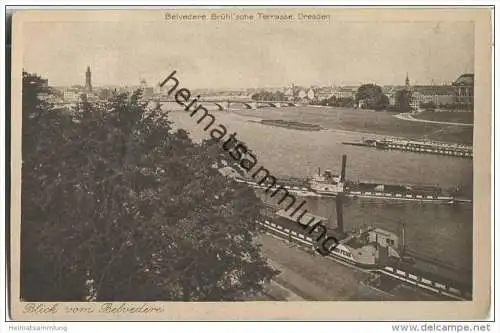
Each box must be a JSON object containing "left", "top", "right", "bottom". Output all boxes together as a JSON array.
[{"left": 22, "top": 18, "right": 474, "bottom": 89}]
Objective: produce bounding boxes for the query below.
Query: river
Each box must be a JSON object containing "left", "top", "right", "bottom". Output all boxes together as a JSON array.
[{"left": 163, "top": 104, "right": 473, "bottom": 272}]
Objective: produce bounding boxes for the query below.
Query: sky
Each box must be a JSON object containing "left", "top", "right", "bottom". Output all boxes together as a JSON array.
[{"left": 22, "top": 17, "right": 474, "bottom": 89}]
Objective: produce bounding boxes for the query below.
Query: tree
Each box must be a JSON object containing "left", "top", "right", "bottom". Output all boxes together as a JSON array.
[
  {"left": 355, "top": 84, "right": 389, "bottom": 110},
  {"left": 21, "top": 72, "right": 278, "bottom": 301},
  {"left": 273, "top": 91, "right": 286, "bottom": 101},
  {"left": 336, "top": 97, "right": 354, "bottom": 108},
  {"left": 315, "top": 96, "right": 355, "bottom": 108},
  {"left": 324, "top": 95, "right": 337, "bottom": 106},
  {"left": 251, "top": 90, "right": 286, "bottom": 102},
  {"left": 395, "top": 89, "right": 412, "bottom": 112},
  {"left": 251, "top": 91, "right": 268, "bottom": 101}
]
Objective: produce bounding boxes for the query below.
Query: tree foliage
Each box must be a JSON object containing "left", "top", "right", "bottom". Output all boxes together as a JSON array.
[
  {"left": 21, "top": 72, "right": 277, "bottom": 301},
  {"left": 316, "top": 96, "right": 354, "bottom": 108},
  {"left": 395, "top": 89, "right": 413, "bottom": 112},
  {"left": 251, "top": 90, "right": 286, "bottom": 101},
  {"left": 355, "top": 84, "right": 389, "bottom": 110}
]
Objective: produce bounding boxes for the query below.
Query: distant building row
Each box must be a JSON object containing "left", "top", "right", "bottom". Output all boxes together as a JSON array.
[
  {"left": 311, "top": 73, "right": 474, "bottom": 111},
  {"left": 384, "top": 73, "right": 474, "bottom": 110},
  {"left": 54, "top": 67, "right": 474, "bottom": 112},
  {"left": 247, "top": 73, "right": 474, "bottom": 110}
]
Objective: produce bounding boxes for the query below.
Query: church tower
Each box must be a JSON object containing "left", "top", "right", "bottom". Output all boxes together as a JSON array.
[
  {"left": 405, "top": 72, "right": 410, "bottom": 90},
  {"left": 85, "top": 66, "right": 92, "bottom": 92}
]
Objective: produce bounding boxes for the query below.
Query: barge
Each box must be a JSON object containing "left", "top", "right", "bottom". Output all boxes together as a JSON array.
[
  {"left": 343, "top": 181, "right": 467, "bottom": 203},
  {"left": 343, "top": 137, "right": 473, "bottom": 158},
  {"left": 260, "top": 119, "right": 323, "bottom": 131}
]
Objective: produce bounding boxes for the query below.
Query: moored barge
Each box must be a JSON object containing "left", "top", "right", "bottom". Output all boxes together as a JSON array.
[
  {"left": 258, "top": 207, "right": 471, "bottom": 300},
  {"left": 343, "top": 137, "right": 473, "bottom": 158}
]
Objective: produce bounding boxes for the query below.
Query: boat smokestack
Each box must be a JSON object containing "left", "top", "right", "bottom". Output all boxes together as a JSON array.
[
  {"left": 336, "top": 195, "right": 343, "bottom": 233},
  {"left": 340, "top": 154, "right": 347, "bottom": 182},
  {"left": 399, "top": 220, "right": 406, "bottom": 254}
]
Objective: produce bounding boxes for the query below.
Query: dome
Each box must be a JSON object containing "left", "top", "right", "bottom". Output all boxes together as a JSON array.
[{"left": 454, "top": 74, "right": 474, "bottom": 86}]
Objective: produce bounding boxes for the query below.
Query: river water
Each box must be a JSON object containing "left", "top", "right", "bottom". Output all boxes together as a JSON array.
[{"left": 163, "top": 103, "right": 473, "bottom": 272}]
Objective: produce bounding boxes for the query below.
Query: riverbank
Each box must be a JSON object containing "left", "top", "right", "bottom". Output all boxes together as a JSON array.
[
  {"left": 409, "top": 111, "right": 474, "bottom": 125},
  {"left": 232, "top": 106, "right": 473, "bottom": 145}
]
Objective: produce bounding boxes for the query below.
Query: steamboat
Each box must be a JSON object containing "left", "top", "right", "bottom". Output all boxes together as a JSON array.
[
  {"left": 306, "top": 155, "right": 470, "bottom": 203},
  {"left": 222, "top": 154, "right": 471, "bottom": 204}
]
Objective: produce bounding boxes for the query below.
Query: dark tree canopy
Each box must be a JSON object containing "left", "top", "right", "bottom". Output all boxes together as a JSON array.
[
  {"left": 395, "top": 89, "right": 413, "bottom": 112},
  {"left": 21, "top": 72, "right": 277, "bottom": 301},
  {"left": 316, "top": 95, "right": 354, "bottom": 108},
  {"left": 251, "top": 90, "right": 286, "bottom": 101},
  {"left": 355, "top": 84, "right": 389, "bottom": 110}
]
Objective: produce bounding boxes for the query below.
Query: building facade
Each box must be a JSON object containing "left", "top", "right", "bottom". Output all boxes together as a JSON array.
[
  {"left": 298, "top": 89, "right": 307, "bottom": 99},
  {"left": 332, "top": 87, "right": 356, "bottom": 99},
  {"left": 313, "top": 87, "right": 335, "bottom": 101},
  {"left": 140, "top": 79, "right": 154, "bottom": 99},
  {"left": 401, "top": 74, "right": 456, "bottom": 110},
  {"left": 452, "top": 73, "right": 474, "bottom": 110},
  {"left": 306, "top": 88, "right": 315, "bottom": 100},
  {"left": 63, "top": 90, "right": 81, "bottom": 103},
  {"left": 410, "top": 86, "right": 455, "bottom": 109}
]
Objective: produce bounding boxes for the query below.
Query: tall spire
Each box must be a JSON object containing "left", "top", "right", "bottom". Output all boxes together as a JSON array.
[
  {"left": 85, "top": 66, "right": 92, "bottom": 92},
  {"left": 405, "top": 72, "right": 410, "bottom": 89}
]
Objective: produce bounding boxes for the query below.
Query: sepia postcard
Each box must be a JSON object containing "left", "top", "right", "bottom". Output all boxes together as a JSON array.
[{"left": 8, "top": 7, "right": 492, "bottom": 320}]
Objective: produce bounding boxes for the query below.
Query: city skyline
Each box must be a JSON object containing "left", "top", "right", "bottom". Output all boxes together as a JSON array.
[
  {"left": 51, "top": 67, "right": 470, "bottom": 92},
  {"left": 23, "top": 19, "right": 473, "bottom": 90}
]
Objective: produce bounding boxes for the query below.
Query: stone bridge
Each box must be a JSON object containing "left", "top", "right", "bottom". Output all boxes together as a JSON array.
[{"left": 151, "top": 98, "right": 297, "bottom": 111}]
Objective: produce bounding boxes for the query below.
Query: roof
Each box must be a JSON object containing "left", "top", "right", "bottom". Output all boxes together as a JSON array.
[
  {"left": 334, "top": 87, "right": 356, "bottom": 93},
  {"left": 371, "top": 228, "right": 398, "bottom": 237},
  {"left": 383, "top": 86, "right": 403, "bottom": 93},
  {"left": 412, "top": 85, "right": 455, "bottom": 96},
  {"left": 344, "top": 237, "right": 368, "bottom": 249},
  {"left": 314, "top": 87, "right": 335, "bottom": 94},
  {"left": 276, "top": 209, "right": 327, "bottom": 224}
]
